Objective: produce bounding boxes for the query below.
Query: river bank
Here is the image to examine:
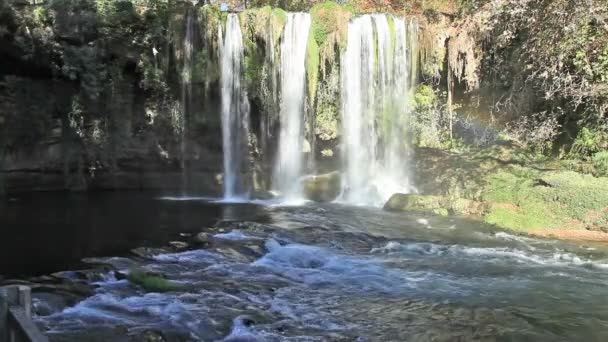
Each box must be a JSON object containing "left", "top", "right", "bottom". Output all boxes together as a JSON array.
[{"left": 384, "top": 143, "right": 608, "bottom": 242}]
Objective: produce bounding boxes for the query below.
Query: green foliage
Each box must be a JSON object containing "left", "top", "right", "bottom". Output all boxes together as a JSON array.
[
  {"left": 310, "top": 1, "right": 354, "bottom": 46},
  {"left": 32, "top": 6, "right": 52, "bottom": 26},
  {"left": 411, "top": 84, "right": 448, "bottom": 148},
  {"left": 306, "top": 30, "right": 320, "bottom": 104},
  {"left": 413, "top": 84, "right": 437, "bottom": 109},
  {"left": 593, "top": 151, "right": 608, "bottom": 177},
  {"left": 94, "top": 0, "right": 138, "bottom": 36},
  {"left": 128, "top": 268, "right": 180, "bottom": 292},
  {"left": 199, "top": 4, "right": 226, "bottom": 30},
  {"left": 570, "top": 127, "right": 607, "bottom": 157}
]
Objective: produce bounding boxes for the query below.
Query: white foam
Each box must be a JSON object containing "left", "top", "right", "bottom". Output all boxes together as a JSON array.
[
  {"left": 212, "top": 196, "right": 252, "bottom": 204},
  {"left": 214, "top": 230, "right": 256, "bottom": 241},
  {"left": 153, "top": 249, "right": 222, "bottom": 264},
  {"left": 158, "top": 196, "right": 219, "bottom": 201},
  {"left": 416, "top": 218, "right": 430, "bottom": 226},
  {"left": 222, "top": 316, "right": 259, "bottom": 342}
]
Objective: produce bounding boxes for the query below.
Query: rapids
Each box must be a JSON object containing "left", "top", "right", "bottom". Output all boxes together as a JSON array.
[{"left": 6, "top": 193, "right": 606, "bottom": 341}]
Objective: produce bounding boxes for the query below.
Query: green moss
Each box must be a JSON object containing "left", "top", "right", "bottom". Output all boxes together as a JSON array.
[
  {"left": 306, "top": 30, "right": 320, "bottom": 104},
  {"left": 271, "top": 7, "right": 287, "bottom": 25},
  {"left": 270, "top": 8, "right": 287, "bottom": 44},
  {"left": 387, "top": 15, "right": 396, "bottom": 51},
  {"left": 199, "top": 4, "right": 226, "bottom": 34},
  {"left": 244, "top": 41, "right": 264, "bottom": 84},
  {"left": 310, "top": 1, "right": 354, "bottom": 46},
  {"left": 485, "top": 204, "right": 557, "bottom": 232},
  {"left": 128, "top": 268, "right": 180, "bottom": 292},
  {"left": 483, "top": 167, "right": 608, "bottom": 231}
]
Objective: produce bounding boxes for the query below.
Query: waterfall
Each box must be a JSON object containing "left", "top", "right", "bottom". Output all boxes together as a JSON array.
[
  {"left": 180, "top": 8, "right": 196, "bottom": 191},
  {"left": 341, "top": 15, "right": 418, "bottom": 206},
  {"left": 272, "top": 13, "right": 311, "bottom": 201},
  {"left": 220, "top": 14, "right": 251, "bottom": 199}
]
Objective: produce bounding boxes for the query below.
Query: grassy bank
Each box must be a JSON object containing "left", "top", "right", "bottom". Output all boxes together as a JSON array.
[{"left": 401, "top": 144, "right": 608, "bottom": 241}]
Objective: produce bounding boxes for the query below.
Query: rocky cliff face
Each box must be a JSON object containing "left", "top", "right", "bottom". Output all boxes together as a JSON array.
[
  {"left": 0, "top": 0, "right": 228, "bottom": 194},
  {"left": 0, "top": 0, "right": 439, "bottom": 195}
]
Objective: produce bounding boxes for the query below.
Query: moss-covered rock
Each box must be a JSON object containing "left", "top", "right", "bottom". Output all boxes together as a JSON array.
[
  {"left": 384, "top": 194, "right": 447, "bottom": 212},
  {"left": 306, "top": 28, "right": 320, "bottom": 106},
  {"left": 302, "top": 171, "right": 341, "bottom": 202},
  {"left": 384, "top": 194, "right": 485, "bottom": 216},
  {"left": 127, "top": 268, "right": 180, "bottom": 293}
]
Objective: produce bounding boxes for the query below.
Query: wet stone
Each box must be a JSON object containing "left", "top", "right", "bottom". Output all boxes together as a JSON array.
[{"left": 168, "top": 241, "right": 188, "bottom": 250}]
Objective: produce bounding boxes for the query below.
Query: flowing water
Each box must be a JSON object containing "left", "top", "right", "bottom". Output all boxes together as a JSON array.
[
  {"left": 341, "top": 15, "right": 418, "bottom": 206},
  {"left": 220, "top": 14, "right": 251, "bottom": 199},
  {"left": 272, "top": 13, "right": 311, "bottom": 201},
  {"left": 179, "top": 8, "right": 196, "bottom": 191},
  {"left": 6, "top": 193, "right": 607, "bottom": 341}
]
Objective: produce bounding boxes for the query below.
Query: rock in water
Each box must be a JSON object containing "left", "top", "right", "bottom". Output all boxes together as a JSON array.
[
  {"left": 302, "top": 171, "right": 342, "bottom": 202},
  {"left": 384, "top": 194, "right": 446, "bottom": 212},
  {"left": 384, "top": 193, "right": 487, "bottom": 216}
]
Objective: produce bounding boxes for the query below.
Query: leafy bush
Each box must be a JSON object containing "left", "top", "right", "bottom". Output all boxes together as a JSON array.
[
  {"left": 32, "top": 6, "right": 52, "bottom": 26},
  {"left": 571, "top": 127, "right": 607, "bottom": 157},
  {"left": 593, "top": 151, "right": 608, "bottom": 177}
]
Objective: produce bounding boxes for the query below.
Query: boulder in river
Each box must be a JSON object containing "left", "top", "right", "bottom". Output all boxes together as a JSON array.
[
  {"left": 384, "top": 194, "right": 447, "bottom": 212},
  {"left": 383, "top": 194, "right": 487, "bottom": 216},
  {"left": 302, "top": 171, "right": 341, "bottom": 202}
]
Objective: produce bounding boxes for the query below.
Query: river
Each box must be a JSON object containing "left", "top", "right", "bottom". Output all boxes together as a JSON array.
[{"left": 1, "top": 192, "right": 608, "bottom": 341}]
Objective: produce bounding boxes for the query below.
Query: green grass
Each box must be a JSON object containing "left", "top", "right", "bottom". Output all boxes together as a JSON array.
[
  {"left": 483, "top": 166, "right": 608, "bottom": 231},
  {"left": 128, "top": 268, "right": 180, "bottom": 292}
]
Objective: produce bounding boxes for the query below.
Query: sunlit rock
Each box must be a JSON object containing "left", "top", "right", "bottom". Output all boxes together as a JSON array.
[{"left": 302, "top": 171, "right": 341, "bottom": 202}]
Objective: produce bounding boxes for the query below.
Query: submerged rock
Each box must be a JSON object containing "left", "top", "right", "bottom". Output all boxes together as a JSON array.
[
  {"left": 168, "top": 241, "right": 188, "bottom": 250},
  {"left": 137, "top": 330, "right": 166, "bottom": 342},
  {"left": 302, "top": 171, "right": 341, "bottom": 202}
]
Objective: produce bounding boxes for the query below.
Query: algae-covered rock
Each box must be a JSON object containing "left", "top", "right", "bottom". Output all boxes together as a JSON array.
[{"left": 302, "top": 171, "right": 341, "bottom": 202}]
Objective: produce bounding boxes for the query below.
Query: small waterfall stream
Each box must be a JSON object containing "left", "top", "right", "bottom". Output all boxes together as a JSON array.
[
  {"left": 180, "top": 9, "right": 196, "bottom": 192},
  {"left": 341, "top": 15, "right": 418, "bottom": 205},
  {"left": 272, "top": 13, "right": 311, "bottom": 201},
  {"left": 220, "top": 14, "right": 251, "bottom": 200}
]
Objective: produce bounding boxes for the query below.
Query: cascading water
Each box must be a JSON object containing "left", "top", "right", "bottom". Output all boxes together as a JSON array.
[
  {"left": 272, "top": 13, "right": 311, "bottom": 201},
  {"left": 340, "top": 15, "right": 418, "bottom": 206},
  {"left": 220, "top": 14, "right": 251, "bottom": 199},
  {"left": 179, "top": 8, "right": 196, "bottom": 192}
]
